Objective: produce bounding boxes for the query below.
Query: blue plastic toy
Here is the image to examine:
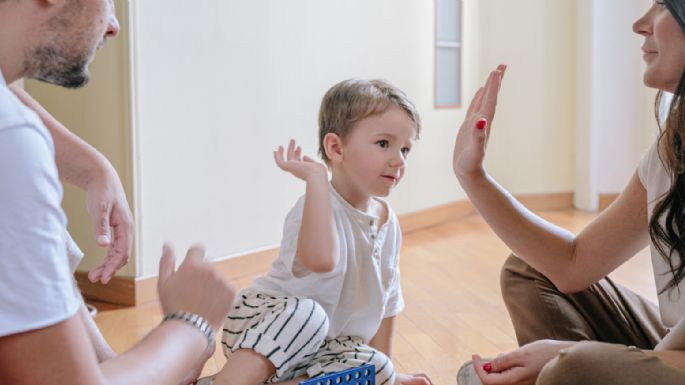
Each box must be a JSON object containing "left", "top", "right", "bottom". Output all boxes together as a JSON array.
[{"left": 299, "top": 364, "right": 375, "bottom": 385}]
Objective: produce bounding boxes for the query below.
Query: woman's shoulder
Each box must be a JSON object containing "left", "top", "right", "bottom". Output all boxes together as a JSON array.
[{"left": 638, "top": 139, "right": 668, "bottom": 189}]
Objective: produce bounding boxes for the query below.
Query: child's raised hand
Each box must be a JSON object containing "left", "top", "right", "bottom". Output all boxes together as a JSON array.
[
  {"left": 453, "top": 64, "right": 506, "bottom": 182},
  {"left": 274, "top": 139, "right": 328, "bottom": 182}
]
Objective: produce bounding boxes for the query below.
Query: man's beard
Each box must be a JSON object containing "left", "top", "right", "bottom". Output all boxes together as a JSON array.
[
  {"left": 26, "top": 43, "right": 93, "bottom": 89},
  {"left": 24, "top": 0, "right": 95, "bottom": 89}
]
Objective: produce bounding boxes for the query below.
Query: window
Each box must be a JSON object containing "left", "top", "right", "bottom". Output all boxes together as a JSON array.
[{"left": 435, "top": 0, "right": 462, "bottom": 108}]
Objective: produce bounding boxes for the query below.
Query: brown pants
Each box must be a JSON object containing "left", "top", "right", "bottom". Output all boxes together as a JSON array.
[{"left": 500, "top": 255, "right": 685, "bottom": 384}]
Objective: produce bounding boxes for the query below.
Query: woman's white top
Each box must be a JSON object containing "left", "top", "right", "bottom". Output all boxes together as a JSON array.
[{"left": 638, "top": 140, "right": 685, "bottom": 327}]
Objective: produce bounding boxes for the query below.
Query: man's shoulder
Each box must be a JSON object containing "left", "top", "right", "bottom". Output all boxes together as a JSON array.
[{"left": 0, "top": 85, "right": 45, "bottom": 135}]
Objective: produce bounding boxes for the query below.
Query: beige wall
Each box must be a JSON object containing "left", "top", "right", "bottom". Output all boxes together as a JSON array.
[
  {"left": 23, "top": 0, "right": 651, "bottom": 277},
  {"left": 477, "top": 0, "right": 576, "bottom": 194}
]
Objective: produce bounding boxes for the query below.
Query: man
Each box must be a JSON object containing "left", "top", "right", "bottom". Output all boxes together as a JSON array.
[{"left": 0, "top": 1, "right": 236, "bottom": 383}]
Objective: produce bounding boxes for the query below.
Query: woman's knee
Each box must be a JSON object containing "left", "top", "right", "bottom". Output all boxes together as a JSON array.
[
  {"left": 500, "top": 254, "right": 531, "bottom": 299},
  {"left": 537, "top": 341, "right": 632, "bottom": 385}
]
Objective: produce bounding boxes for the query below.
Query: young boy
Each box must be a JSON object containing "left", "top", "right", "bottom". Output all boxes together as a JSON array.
[{"left": 199, "top": 79, "right": 430, "bottom": 385}]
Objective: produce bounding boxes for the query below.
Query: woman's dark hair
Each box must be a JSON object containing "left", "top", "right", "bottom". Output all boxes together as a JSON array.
[{"left": 649, "top": 0, "right": 685, "bottom": 294}]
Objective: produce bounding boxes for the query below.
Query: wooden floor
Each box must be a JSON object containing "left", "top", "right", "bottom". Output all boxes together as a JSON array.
[{"left": 93, "top": 209, "right": 656, "bottom": 385}]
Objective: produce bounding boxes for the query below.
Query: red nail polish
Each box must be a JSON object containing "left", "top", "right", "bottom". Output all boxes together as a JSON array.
[
  {"left": 483, "top": 363, "right": 492, "bottom": 373},
  {"left": 476, "top": 119, "right": 487, "bottom": 130}
]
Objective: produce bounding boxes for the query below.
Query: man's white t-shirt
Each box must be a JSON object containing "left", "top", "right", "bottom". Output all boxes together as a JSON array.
[
  {"left": 0, "top": 72, "right": 81, "bottom": 336},
  {"left": 251, "top": 185, "right": 405, "bottom": 343},
  {"left": 638, "top": 139, "right": 685, "bottom": 327}
]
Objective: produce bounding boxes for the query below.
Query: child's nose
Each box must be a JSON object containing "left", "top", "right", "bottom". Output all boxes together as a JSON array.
[{"left": 390, "top": 152, "right": 406, "bottom": 168}]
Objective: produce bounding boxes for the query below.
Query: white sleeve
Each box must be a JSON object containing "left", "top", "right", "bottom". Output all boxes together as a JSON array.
[
  {"left": 0, "top": 125, "right": 80, "bottom": 336},
  {"left": 638, "top": 140, "right": 659, "bottom": 187},
  {"left": 384, "top": 219, "right": 405, "bottom": 318}
]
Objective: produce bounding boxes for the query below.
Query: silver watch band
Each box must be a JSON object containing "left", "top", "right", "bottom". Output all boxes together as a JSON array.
[{"left": 162, "top": 311, "right": 215, "bottom": 349}]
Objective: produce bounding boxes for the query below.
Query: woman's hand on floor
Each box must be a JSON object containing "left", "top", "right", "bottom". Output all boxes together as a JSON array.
[{"left": 472, "top": 340, "right": 575, "bottom": 385}]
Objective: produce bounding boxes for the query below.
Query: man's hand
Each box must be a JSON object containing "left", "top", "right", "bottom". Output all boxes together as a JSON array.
[
  {"left": 157, "top": 244, "right": 236, "bottom": 329},
  {"left": 85, "top": 166, "right": 134, "bottom": 284},
  {"left": 7, "top": 83, "right": 134, "bottom": 284}
]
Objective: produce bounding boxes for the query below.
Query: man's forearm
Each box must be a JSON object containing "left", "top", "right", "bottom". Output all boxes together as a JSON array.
[{"left": 9, "top": 83, "right": 112, "bottom": 190}]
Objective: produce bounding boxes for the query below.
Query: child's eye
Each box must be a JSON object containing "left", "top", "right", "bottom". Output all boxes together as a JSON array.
[
  {"left": 376, "top": 140, "right": 389, "bottom": 148},
  {"left": 401, "top": 147, "right": 411, "bottom": 157}
]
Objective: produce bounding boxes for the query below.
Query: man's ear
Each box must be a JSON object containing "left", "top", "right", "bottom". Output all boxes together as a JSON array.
[{"left": 323, "top": 133, "right": 344, "bottom": 164}]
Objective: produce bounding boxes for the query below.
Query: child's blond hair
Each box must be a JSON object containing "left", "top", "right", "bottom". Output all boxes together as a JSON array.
[{"left": 318, "top": 79, "right": 421, "bottom": 163}]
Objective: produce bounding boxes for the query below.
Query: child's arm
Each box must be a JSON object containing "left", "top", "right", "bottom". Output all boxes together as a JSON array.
[
  {"left": 274, "top": 139, "right": 340, "bottom": 273},
  {"left": 370, "top": 317, "right": 433, "bottom": 385},
  {"left": 369, "top": 316, "right": 395, "bottom": 357}
]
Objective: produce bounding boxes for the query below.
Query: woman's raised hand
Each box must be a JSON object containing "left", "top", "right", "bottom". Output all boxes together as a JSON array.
[{"left": 453, "top": 64, "right": 506, "bottom": 181}]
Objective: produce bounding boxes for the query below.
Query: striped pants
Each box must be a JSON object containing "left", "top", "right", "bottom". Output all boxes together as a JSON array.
[{"left": 222, "top": 289, "right": 396, "bottom": 385}]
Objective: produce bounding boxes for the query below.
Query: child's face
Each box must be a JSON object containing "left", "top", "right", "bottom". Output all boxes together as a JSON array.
[{"left": 337, "top": 107, "right": 417, "bottom": 198}]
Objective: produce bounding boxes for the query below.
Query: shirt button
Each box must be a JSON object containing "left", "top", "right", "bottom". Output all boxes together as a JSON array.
[{"left": 370, "top": 220, "right": 374, "bottom": 226}]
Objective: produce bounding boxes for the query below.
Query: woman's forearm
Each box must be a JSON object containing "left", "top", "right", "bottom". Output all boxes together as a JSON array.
[{"left": 459, "top": 172, "right": 577, "bottom": 286}]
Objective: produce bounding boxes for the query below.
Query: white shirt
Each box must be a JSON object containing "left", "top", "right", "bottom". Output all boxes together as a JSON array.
[
  {"left": 0, "top": 71, "right": 81, "bottom": 336},
  {"left": 638, "top": 140, "right": 685, "bottom": 327},
  {"left": 251, "top": 185, "right": 405, "bottom": 342}
]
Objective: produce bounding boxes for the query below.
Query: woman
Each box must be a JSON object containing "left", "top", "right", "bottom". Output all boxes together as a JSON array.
[{"left": 453, "top": 1, "right": 685, "bottom": 384}]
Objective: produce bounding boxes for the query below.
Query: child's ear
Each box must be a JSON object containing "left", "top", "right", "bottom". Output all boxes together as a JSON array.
[{"left": 323, "top": 133, "right": 344, "bottom": 163}]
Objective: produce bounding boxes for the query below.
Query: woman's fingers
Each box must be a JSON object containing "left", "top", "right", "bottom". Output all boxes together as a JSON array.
[
  {"left": 468, "top": 65, "right": 506, "bottom": 140},
  {"left": 489, "top": 349, "right": 522, "bottom": 373},
  {"left": 480, "top": 66, "right": 506, "bottom": 126},
  {"left": 466, "top": 87, "right": 485, "bottom": 117}
]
